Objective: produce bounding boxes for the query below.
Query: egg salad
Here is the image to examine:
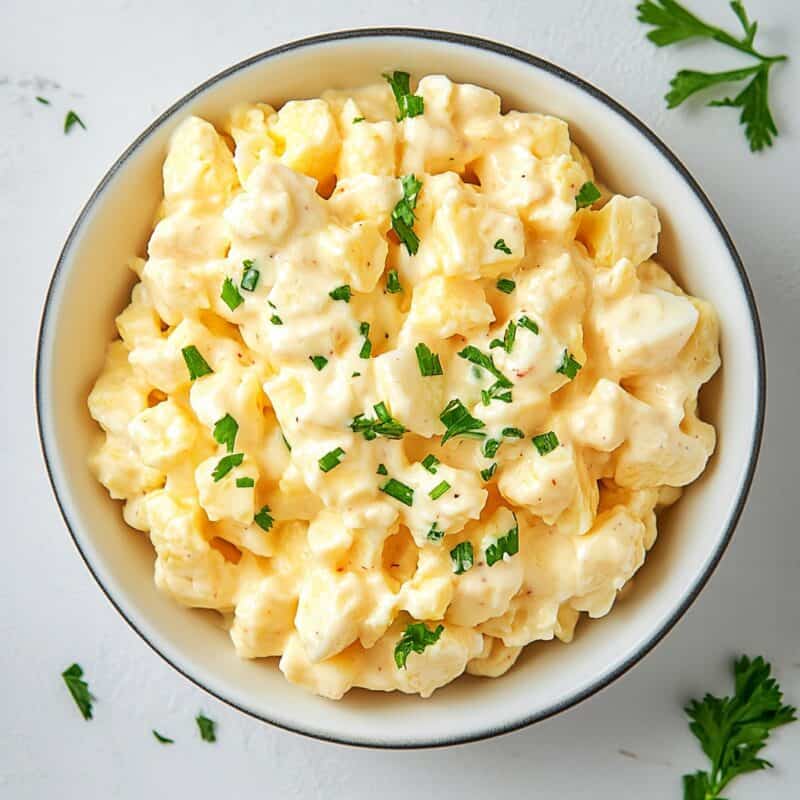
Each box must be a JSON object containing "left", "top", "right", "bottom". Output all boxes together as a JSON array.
[{"left": 88, "top": 73, "right": 720, "bottom": 698}]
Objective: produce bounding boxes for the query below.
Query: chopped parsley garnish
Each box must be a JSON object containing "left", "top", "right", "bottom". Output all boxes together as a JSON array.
[
  {"left": 319, "top": 447, "right": 345, "bottom": 473},
  {"left": 350, "top": 403, "right": 406, "bottom": 440},
  {"left": 482, "top": 438, "right": 500, "bottom": 459},
  {"left": 352, "top": 371, "right": 361, "bottom": 377},
  {"left": 427, "top": 522, "right": 445, "bottom": 543},
  {"left": 352, "top": 116, "right": 365, "bottom": 123},
  {"left": 181, "top": 345, "right": 213, "bottom": 381},
  {"left": 380, "top": 477, "right": 414, "bottom": 506},
  {"left": 377, "top": 463, "right": 388, "bottom": 476},
  {"left": 62, "top": 663, "right": 93, "bottom": 720},
  {"left": 458, "top": 346, "right": 513, "bottom": 392},
  {"left": 496, "top": 277, "right": 515, "bottom": 294},
  {"left": 518, "top": 315, "right": 539, "bottom": 335},
  {"left": 196, "top": 713, "right": 216, "bottom": 742},
  {"left": 575, "top": 180, "right": 602, "bottom": 209},
  {"left": 383, "top": 71, "right": 425, "bottom": 121},
  {"left": 153, "top": 730, "right": 174, "bottom": 744},
  {"left": 415, "top": 342, "right": 443, "bottom": 377},
  {"left": 309, "top": 355, "right": 328, "bottom": 371},
  {"left": 391, "top": 174, "right": 422, "bottom": 255},
  {"left": 439, "top": 399, "right": 486, "bottom": 444},
  {"left": 481, "top": 382, "right": 513, "bottom": 406},
  {"left": 394, "top": 622, "right": 443, "bottom": 669},
  {"left": 556, "top": 349, "right": 582, "bottom": 379},
  {"left": 36, "top": 96, "right": 50, "bottom": 105},
  {"left": 490, "top": 319, "right": 517, "bottom": 354},
  {"left": 532, "top": 431, "right": 559, "bottom": 456},
  {"left": 502, "top": 427, "right": 524, "bottom": 439},
  {"left": 429, "top": 480, "right": 451, "bottom": 500},
  {"left": 241, "top": 260, "right": 260, "bottom": 291},
  {"left": 421, "top": 454, "right": 439, "bottom": 474},
  {"left": 450, "top": 541, "right": 474, "bottom": 574},
  {"left": 213, "top": 413, "right": 238, "bottom": 453},
  {"left": 358, "top": 321, "right": 372, "bottom": 359},
  {"left": 329, "top": 284, "right": 351, "bottom": 302},
  {"left": 254, "top": 505, "right": 274, "bottom": 531},
  {"left": 485, "top": 517, "right": 519, "bottom": 567},
  {"left": 221, "top": 277, "right": 244, "bottom": 310},
  {"left": 386, "top": 269, "right": 403, "bottom": 293},
  {"left": 64, "top": 110, "right": 86, "bottom": 133},
  {"left": 494, "top": 240, "right": 513, "bottom": 256},
  {"left": 235, "top": 477, "right": 254, "bottom": 488},
  {"left": 269, "top": 314, "right": 283, "bottom": 325},
  {"left": 480, "top": 463, "right": 497, "bottom": 481},
  {"left": 212, "top": 453, "right": 244, "bottom": 481}
]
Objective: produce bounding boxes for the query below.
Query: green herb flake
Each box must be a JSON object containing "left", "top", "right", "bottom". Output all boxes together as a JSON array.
[
  {"left": 213, "top": 413, "right": 238, "bottom": 453},
  {"left": 196, "top": 714, "right": 216, "bottom": 742},
  {"left": 427, "top": 522, "right": 445, "bottom": 543},
  {"left": 480, "top": 463, "right": 497, "bottom": 482},
  {"left": 458, "top": 346, "right": 512, "bottom": 390},
  {"left": 380, "top": 477, "right": 415, "bottom": 506},
  {"left": 394, "top": 622, "right": 443, "bottom": 669},
  {"left": 309, "top": 355, "right": 329, "bottom": 371},
  {"left": 153, "top": 730, "right": 174, "bottom": 744},
  {"left": 36, "top": 96, "right": 50, "bottom": 105},
  {"left": 556, "top": 349, "right": 582, "bottom": 380},
  {"left": 575, "top": 181, "right": 601, "bottom": 209},
  {"left": 485, "top": 518, "right": 519, "bottom": 567},
  {"left": 64, "top": 110, "right": 86, "bottom": 134},
  {"left": 421, "top": 454, "right": 440, "bottom": 474},
  {"left": 235, "top": 477, "right": 255, "bottom": 488},
  {"left": 181, "top": 345, "right": 213, "bottom": 381},
  {"left": 329, "top": 284, "right": 351, "bottom": 302},
  {"left": 386, "top": 269, "right": 403, "bottom": 293},
  {"left": 490, "top": 319, "right": 517, "bottom": 354},
  {"left": 350, "top": 404, "right": 406, "bottom": 441},
  {"left": 415, "top": 342, "right": 443, "bottom": 377},
  {"left": 62, "top": 663, "right": 93, "bottom": 720},
  {"left": 358, "top": 321, "right": 372, "bottom": 359},
  {"left": 319, "top": 447, "right": 346, "bottom": 473},
  {"left": 221, "top": 277, "right": 244, "bottom": 310},
  {"left": 254, "top": 505, "right": 274, "bottom": 532},
  {"left": 502, "top": 427, "right": 524, "bottom": 439},
  {"left": 482, "top": 438, "right": 500, "bottom": 459},
  {"left": 429, "top": 480, "right": 451, "bottom": 500},
  {"left": 450, "top": 541, "right": 474, "bottom": 574},
  {"left": 270, "top": 314, "right": 283, "bottom": 325},
  {"left": 377, "top": 463, "right": 389, "bottom": 476},
  {"left": 494, "top": 240, "right": 513, "bottom": 256},
  {"left": 532, "top": 431, "right": 559, "bottom": 456},
  {"left": 212, "top": 453, "right": 244, "bottom": 482},
  {"left": 391, "top": 174, "right": 422, "bottom": 255},
  {"left": 352, "top": 116, "right": 365, "bottom": 123},
  {"left": 439, "top": 398, "right": 486, "bottom": 444},
  {"left": 241, "top": 260, "right": 260, "bottom": 291},
  {"left": 383, "top": 70, "right": 425, "bottom": 121},
  {"left": 518, "top": 315, "right": 539, "bottom": 335}
]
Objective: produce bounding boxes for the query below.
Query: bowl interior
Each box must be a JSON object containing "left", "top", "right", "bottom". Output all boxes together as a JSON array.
[{"left": 37, "top": 31, "right": 762, "bottom": 747}]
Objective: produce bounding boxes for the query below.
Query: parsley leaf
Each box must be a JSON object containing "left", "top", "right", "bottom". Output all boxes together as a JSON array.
[
  {"left": 350, "top": 402, "right": 406, "bottom": 440},
  {"left": 309, "top": 355, "right": 328, "bottom": 371},
  {"left": 421, "top": 454, "right": 439, "bottom": 474},
  {"left": 391, "top": 174, "right": 422, "bottom": 255},
  {"left": 532, "top": 431, "right": 559, "bottom": 456},
  {"left": 181, "top": 345, "right": 213, "bottom": 381},
  {"left": 681, "top": 655, "right": 796, "bottom": 799},
  {"left": 236, "top": 476, "right": 254, "bottom": 488},
  {"left": 254, "top": 505, "right": 274, "bottom": 531},
  {"left": 556, "top": 349, "right": 582, "bottom": 380},
  {"left": 241, "top": 260, "right": 260, "bottom": 291},
  {"left": 575, "top": 181, "right": 601, "bottom": 209},
  {"left": 319, "top": 447, "right": 346, "bottom": 473},
  {"left": 636, "top": 0, "right": 788, "bottom": 151},
  {"left": 153, "top": 730, "right": 174, "bottom": 744},
  {"left": 450, "top": 541, "right": 474, "bottom": 574},
  {"left": 485, "top": 517, "right": 519, "bottom": 567},
  {"left": 494, "top": 240, "right": 513, "bottom": 256},
  {"left": 490, "top": 319, "right": 517, "bottom": 354},
  {"left": 383, "top": 71, "right": 425, "bottom": 120},
  {"left": 329, "top": 284, "right": 351, "bottom": 302},
  {"left": 386, "top": 269, "right": 403, "bottom": 293},
  {"left": 212, "top": 453, "right": 244, "bottom": 481},
  {"left": 380, "top": 477, "right": 414, "bottom": 506},
  {"left": 439, "top": 399, "right": 486, "bottom": 444},
  {"left": 64, "top": 110, "right": 86, "bottom": 133},
  {"left": 480, "top": 463, "right": 497, "bottom": 481},
  {"left": 221, "top": 277, "right": 243, "bottom": 310},
  {"left": 62, "top": 663, "right": 93, "bottom": 720},
  {"left": 196, "top": 713, "right": 216, "bottom": 742},
  {"left": 213, "top": 413, "right": 238, "bottom": 453},
  {"left": 394, "top": 622, "right": 443, "bottom": 669},
  {"left": 458, "top": 346, "right": 513, "bottom": 389},
  {"left": 415, "top": 342, "right": 443, "bottom": 377},
  {"left": 358, "top": 321, "right": 372, "bottom": 359},
  {"left": 429, "top": 480, "right": 451, "bottom": 500}
]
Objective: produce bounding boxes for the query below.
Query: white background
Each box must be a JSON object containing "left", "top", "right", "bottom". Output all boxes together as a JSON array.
[{"left": 2, "top": 0, "right": 798, "bottom": 797}]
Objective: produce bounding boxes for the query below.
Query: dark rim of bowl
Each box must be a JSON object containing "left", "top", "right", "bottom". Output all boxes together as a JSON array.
[{"left": 34, "top": 27, "right": 766, "bottom": 750}]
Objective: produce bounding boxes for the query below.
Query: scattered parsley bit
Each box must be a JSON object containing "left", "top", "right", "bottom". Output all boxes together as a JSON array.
[
  {"left": 391, "top": 174, "right": 422, "bottom": 255},
  {"left": 64, "top": 110, "right": 86, "bottom": 134},
  {"left": 482, "top": 438, "right": 500, "bottom": 459},
  {"left": 682, "top": 655, "right": 796, "bottom": 799},
  {"left": 485, "top": 518, "right": 519, "bottom": 567},
  {"left": 241, "top": 260, "right": 260, "bottom": 291},
  {"left": 415, "top": 342, "right": 443, "bottom": 377},
  {"left": 329, "top": 284, "right": 351, "bottom": 302},
  {"left": 377, "top": 463, "right": 388, "bottom": 476},
  {"left": 36, "top": 96, "right": 50, "bottom": 105},
  {"left": 352, "top": 116, "right": 365, "bottom": 123},
  {"left": 352, "top": 371, "right": 361, "bottom": 377},
  {"left": 427, "top": 522, "right": 445, "bottom": 543},
  {"left": 518, "top": 315, "right": 539, "bottom": 335},
  {"left": 450, "top": 541, "right": 474, "bottom": 574},
  {"left": 319, "top": 447, "right": 346, "bottom": 473},
  {"left": 439, "top": 398, "right": 486, "bottom": 444},
  {"left": 380, "top": 477, "right": 414, "bottom": 506},
  {"left": 270, "top": 314, "right": 283, "bottom": 325},
  {"left": 637, "top": 0, "right": 788, "bottom": 151},
  {"left": 481, "top": 382, "right": 513, "bottom": 406},
  {"left": 254, "top": 505, "right": 274, "bottom": 532},
  {"left": 490, "top": 319, "right": 517, "bottom": 354},
  {"left": 421, "top": 454, "right": 439, "bottom": 474},
  {"left": 496, "top": 278, "right": 515, "bottom": 295},
  {"left": 62, "top": 663, "right": 93, "bottom": 720},
  {"left": 350, "top": 403, "right": 406, "bottom": 440},
  {"left": 502, "top": 427, "right": 524, "bottom": 439},
  {"left": 532, "top": 431, "right": 559, "bottom": 456},
  {"left": 575, "top": 180, "right": 601, "bottom": 209},
  {"left": 386, "top": 269, "right": 403, "bottom": 293},
  {"left": 556, "top": 349, "right": 582, "bottom": 379},
  {"left": 458, "top": 346, "right": 513, "bottom": 392},
  {"left": 235, "top": 477, "right": 254, "bottom": 488},
  {"left": 221, "top": 277, "right": 244, "bottom": 310},
  {"left": 383, "top": 70, "right": 425, "bottom": 121},
  {"left": 213, "top": 414, "right": 238, "bottom": 453},
  {"left": 309, "top": 355, "right": 328, "bottom": 371},
  {"left": 494, "top": 240, "right": 513, "bottom": 256},
  {"left": 212, "top": 453, "right": 244, "bottom": 482},
  {"left": 480, "top": 463, "right": 497, "bottom": 481},
  {"left": 358, "top": 321, "right": 372, "bottom": 359},
  {"left": 429, "top": 480, "right": 451, "bottom": 500},
  {"left": 181, "top": 345, "right": 213, "bottom": 381},
  {"left": 153, "top": 730, "right": 174, "bottom": 744},
  {"left": 196, "top": 713, "right": 216, "bottom": 742},
  {"left": 394, "top": 622, "right": 443, "bottom": 669}
]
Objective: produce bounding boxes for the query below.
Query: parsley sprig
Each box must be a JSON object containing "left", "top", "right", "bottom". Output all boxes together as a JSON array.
[
  {"left": 350, "top": 402, "right": 406, "bottom": 440},
  {"left": 682, "top": 655, "right": 796, "bottom": 799},
  {"left": 62, "top": 663, "right": 93, "bottom": 720},
  {"left": 394, "top": 622, "right": 443, "bottom": 669},
  {"left": 636, "top": 1, "right": 788, "bottom": 151},
  {"left": 384, "top": 71, "right": 424, "bottom": 120},
  {"left": 391, "top": 174, "right": 422, "bottom": 255}
]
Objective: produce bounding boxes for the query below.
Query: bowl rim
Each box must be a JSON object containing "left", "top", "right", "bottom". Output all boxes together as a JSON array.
[{"left": 35, "top": 26, "right": 766, "bottom": 750}]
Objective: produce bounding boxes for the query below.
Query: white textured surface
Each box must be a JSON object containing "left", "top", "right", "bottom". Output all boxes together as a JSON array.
[{"left": 1, "top": 0, "right": 798, "bottom": 796}]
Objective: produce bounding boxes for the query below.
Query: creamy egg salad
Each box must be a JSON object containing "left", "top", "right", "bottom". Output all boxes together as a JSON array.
[{"left": 88, "top": 73, "right": 720, "bottom": 699}]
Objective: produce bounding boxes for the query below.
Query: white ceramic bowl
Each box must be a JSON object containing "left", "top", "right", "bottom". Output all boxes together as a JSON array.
[{"left": 36, "top": 29, "right": 765, "bottom": 748}]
